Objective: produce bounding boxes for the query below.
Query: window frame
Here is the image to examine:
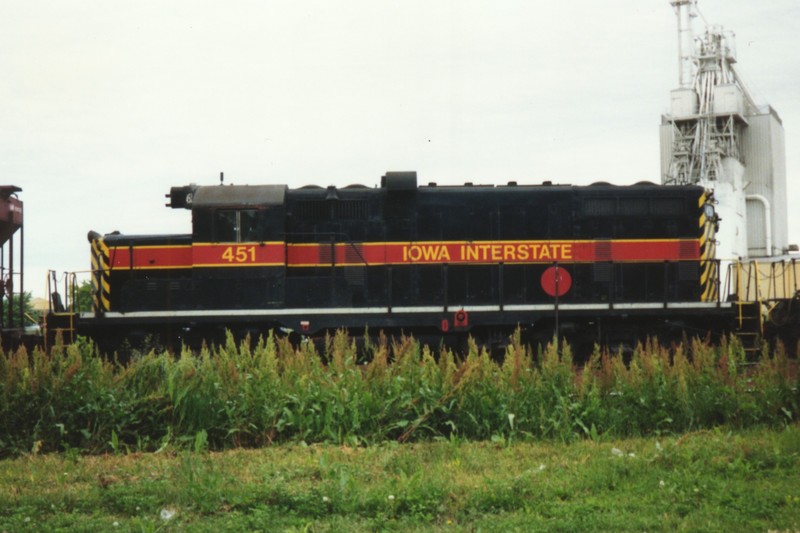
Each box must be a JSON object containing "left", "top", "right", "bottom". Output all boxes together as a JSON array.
[{"left": 214, "top": 208, "right": 260, "bottom": 243}]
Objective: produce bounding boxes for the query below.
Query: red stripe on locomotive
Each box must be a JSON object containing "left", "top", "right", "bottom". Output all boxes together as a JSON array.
[{"left": 105, "top": 238, "right": 699, "bottom": 270}]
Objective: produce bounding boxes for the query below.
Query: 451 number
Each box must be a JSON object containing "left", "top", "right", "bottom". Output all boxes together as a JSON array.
[{"left": 221, "top": 245, "right": 256, "bottom": 263}]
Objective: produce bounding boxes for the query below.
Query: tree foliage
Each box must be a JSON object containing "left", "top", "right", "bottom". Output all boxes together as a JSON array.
[
  {"left": 1, "top": 291, "right": 41, "bottom": 328},
  {"left": 74, "top": 280, "right": 93, "bottom": 313}
]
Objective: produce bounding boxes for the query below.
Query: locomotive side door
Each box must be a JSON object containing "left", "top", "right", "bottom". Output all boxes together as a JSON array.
[{"left": 258, "top": 205, "right": 286, "bottom": 307}]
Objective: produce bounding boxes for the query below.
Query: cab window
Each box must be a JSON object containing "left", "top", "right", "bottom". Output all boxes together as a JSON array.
[{"left": 214, "top": 209, "right": 259, "bottom": 242}]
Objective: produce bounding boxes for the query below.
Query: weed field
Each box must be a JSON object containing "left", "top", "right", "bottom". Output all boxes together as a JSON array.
[{"left": 0, "top": 332, "right": 798, "bottom": 456}]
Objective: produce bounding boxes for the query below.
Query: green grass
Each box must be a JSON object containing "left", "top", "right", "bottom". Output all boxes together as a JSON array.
[{"left": 1, "top": 426, "right": 799, "bottom": 531}]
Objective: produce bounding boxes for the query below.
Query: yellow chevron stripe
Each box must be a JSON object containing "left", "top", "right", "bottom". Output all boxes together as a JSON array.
[
  {"left": 703, "top": 288, "right": 712, "bottom": 302},
  {"left": 701, "top": 242, "right": 714, "bottom": 260},
  {"left": 703, "top": 221, "right": 713, "bottom": 238},
  {"left": 701, "top": 262, "right": 712, "bottom": 285},
  {"left": 89, "top": 237, "right": 112, "bottom": 312},
  {"left": 698, "top": 192, "right": 717, "bottom": 301},
  {"left": 708, "top": 281, "right": 718, "bottom": 301},
  {"left": 703, "top": 224, "right": 714, "bottom": 243},
  {"left": 701, "top": 271, "right": 717, "bottom": 301}
]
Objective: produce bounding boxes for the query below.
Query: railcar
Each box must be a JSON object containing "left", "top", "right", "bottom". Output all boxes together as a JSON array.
[{"left": 45, "top": 171, "right": 740, "bottom": 353}]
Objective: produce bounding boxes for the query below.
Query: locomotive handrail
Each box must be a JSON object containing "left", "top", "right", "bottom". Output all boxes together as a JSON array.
[
  {"left": 768, "top": 257, "right": 800, "bottom": 300},
  {"left": 747, "top": 260, "right": 756, "bottom": 302},
  {"left": 725, "top": 257, "right": 800, "bottom": 336},
  {"left": 44, "top": 269, "right": 94, "bottom": 314},
  {"left": 43, "top": 270, "right": 75, "bottom": 349},
  {"left": 729, "top": 257, "right": 800, "bottom": 303}
]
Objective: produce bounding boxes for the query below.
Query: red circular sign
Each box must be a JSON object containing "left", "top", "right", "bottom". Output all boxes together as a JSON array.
[{"left": 540, "top": 266, "right": 572, "bottom": 297}]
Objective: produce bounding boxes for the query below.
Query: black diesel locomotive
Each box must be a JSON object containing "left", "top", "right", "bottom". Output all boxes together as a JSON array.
[{"left": 52, "top": 172, "right": 732, "bottom": 352}]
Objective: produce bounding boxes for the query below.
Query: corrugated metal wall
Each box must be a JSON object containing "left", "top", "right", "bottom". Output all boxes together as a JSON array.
[{"left": 741, "top": 110, "right": 788, "bottom": 256}]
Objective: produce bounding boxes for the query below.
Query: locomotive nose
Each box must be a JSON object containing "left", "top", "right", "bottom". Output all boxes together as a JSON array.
[{"left": 87, "top": 230, "right": 101, "bottom": 242}]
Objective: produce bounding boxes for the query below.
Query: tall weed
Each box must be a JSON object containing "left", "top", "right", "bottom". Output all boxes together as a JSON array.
[{"left": 0, "top": 331, "right": 797, "bottom": 456}]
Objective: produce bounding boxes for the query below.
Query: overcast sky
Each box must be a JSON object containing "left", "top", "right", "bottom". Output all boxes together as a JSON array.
[{"left": 2, "top": 0, "right": 798, "bottom": 298}]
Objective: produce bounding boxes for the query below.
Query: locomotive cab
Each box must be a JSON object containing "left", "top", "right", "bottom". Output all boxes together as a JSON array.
[{"left": 182, "top": 184, "right": 288, "bottom": 309}]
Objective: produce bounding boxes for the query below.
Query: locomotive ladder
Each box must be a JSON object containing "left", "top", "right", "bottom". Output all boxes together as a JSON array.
[
  {"left": 735, "top": 301, "right": 762, "bottom": 358},
  {"left": 734, "top": 261, "right": 764, "bottom": 358}
]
